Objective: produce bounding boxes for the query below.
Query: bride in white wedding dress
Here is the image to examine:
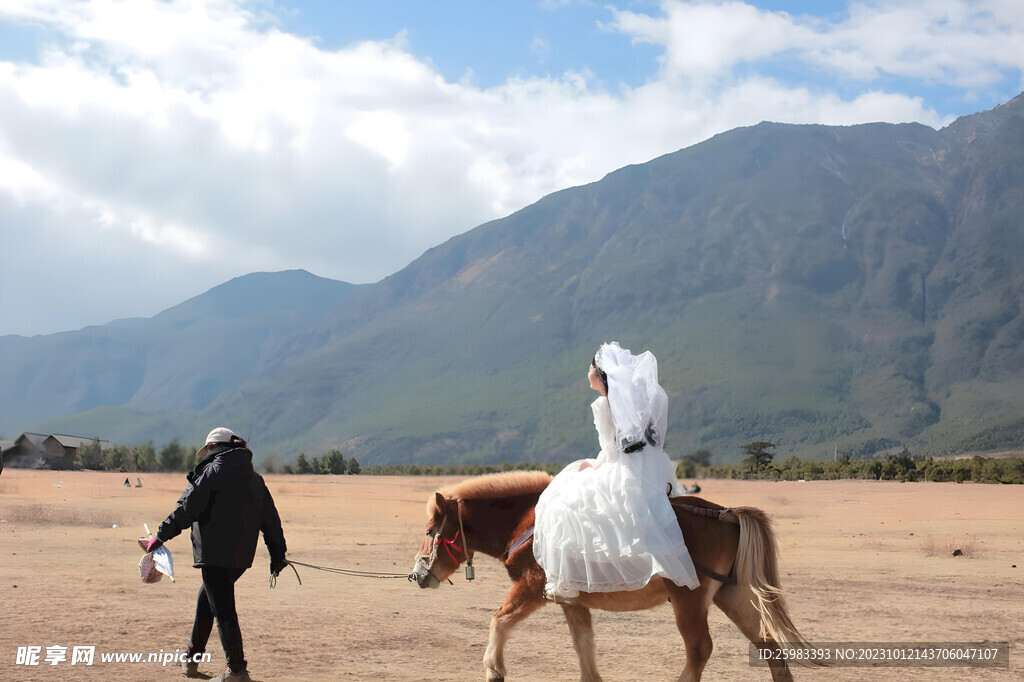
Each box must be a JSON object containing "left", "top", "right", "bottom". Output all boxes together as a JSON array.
[{"left": 533, "top": 342, "right": 699, "bottom": 601}]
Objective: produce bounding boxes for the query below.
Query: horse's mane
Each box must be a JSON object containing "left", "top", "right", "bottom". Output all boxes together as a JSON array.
[{"left": 434, "top": 470, "right": 552, "bottom": 508}]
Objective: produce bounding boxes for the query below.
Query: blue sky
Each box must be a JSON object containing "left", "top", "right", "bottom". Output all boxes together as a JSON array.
[
  {"left": 0, "top": 1, "right": 1022, "bottom": 336},
  {"left": 273, "top": 1, "right": 1019, "bottom": 112},
  {"left": 276, "top": 1, "right": 665, "bottom": 88}
]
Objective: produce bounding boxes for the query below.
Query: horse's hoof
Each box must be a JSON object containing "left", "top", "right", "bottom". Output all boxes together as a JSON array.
[{"left": 486, "top": 674, "right": 504, "bottom": 682}]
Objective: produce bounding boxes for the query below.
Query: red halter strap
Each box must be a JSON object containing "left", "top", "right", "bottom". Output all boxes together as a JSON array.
[
  {"left": 436, "top": 499, "right": 473, "bottom": 569},
  {"left": 438, "top": 529, "right": 464, "bottom": 564}
]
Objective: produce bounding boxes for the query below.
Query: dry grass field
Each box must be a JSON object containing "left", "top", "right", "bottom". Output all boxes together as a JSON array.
[{"left": 1, "top": 469, "right": 1021, "bottom": 681}]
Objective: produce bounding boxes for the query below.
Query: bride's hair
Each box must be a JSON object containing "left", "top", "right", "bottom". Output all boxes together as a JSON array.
[{"left": 591, "top": 355, "right": 609, "bottom": 394}]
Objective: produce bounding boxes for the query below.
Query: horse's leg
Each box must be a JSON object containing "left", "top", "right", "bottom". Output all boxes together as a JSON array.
[
  {"left": 561, "top": 604, "right": 602, "bottom": 682},
  {"left": 713, "top": 584, "right": 793, "bottom": 682},
  {"left": 666, "top": 579, "right": 719, "bottom": 682},
  {"left": 484, "top": 580, "right": 545, "bottom": 682}
]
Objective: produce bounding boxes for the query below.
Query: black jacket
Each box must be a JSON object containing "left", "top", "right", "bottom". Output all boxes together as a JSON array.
[{"left": 157, "top": 445, "right": 287, "bottom": 569}]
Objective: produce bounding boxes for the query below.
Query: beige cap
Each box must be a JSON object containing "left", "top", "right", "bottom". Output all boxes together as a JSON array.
[{"left": 205, "top": 427, "right": 240, "bottom": 445}]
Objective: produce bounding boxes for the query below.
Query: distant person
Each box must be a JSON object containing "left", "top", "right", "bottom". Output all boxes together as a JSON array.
[
  {"left": 146, "top": 428, "right": 288, "bottom": 681},
  {"left": 533, "top": 342, "right": 698, "bottom": 602}
]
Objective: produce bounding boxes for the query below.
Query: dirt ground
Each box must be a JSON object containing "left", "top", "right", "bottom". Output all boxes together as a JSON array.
[{"left": 0, "top": 470, "right": 1021, "bottom": 681}]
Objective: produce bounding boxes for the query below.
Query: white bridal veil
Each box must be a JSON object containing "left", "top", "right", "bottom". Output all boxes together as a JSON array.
[{"left": 595, "top": 342, "right": 668, "bottom": 452}]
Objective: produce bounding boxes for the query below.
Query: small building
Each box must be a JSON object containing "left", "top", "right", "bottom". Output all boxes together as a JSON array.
[{"left": 2, "top": 432, "right": 109, "bottom": 470}]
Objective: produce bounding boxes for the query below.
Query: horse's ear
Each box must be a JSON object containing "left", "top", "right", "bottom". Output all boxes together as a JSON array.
[{"left": 434, "top": 492, "right": 449, "bottom": 515}]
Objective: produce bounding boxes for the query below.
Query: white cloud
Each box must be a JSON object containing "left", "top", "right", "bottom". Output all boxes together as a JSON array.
[
  {"left": 0, "top": 0, "right": 1020, "bottom": 335},
  {"left": 610, "top": 1, "right": 808, "bottom": 82},
  {"left": 344, "top": 111, "right": 412, "bottom": 167},
  {"left": 819, "top": 1, "right": 1024, "bottom": 89},
  {"left": 0, "top": 150, "right": 61, "bottom": 203},
  {"left": 609, "top": 0, "right": 1024, "bottom": 93}
]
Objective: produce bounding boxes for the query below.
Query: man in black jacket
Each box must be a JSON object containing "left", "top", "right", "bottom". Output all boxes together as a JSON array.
[{"left": 147, "top": 428, "right": 287, "bottom": 682}]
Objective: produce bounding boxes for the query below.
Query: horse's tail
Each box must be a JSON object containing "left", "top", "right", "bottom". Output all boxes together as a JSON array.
[{"left": 731, "top": 506, "right": 815, "bottom": 654}]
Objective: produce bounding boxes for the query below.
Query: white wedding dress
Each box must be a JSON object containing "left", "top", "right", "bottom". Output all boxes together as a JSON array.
[{"left": 534, "top": 344, "right": 699, "bottom": 594}]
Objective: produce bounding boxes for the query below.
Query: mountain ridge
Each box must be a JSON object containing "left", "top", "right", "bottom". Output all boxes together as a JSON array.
[
  {"left": 0, "top": 269, "right": 362, "bottom": 434},
  {"left": 8, "top": 94, "right": 1024, "bottom": 465}
]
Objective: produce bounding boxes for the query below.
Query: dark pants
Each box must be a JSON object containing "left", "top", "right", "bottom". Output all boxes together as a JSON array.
[{"left": 187, "top": 566, "right": 247, "bottom": 673}]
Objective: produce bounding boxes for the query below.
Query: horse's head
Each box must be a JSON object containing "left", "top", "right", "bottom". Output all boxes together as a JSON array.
[{"left": 411, "top": 491, "right": 472, "bottom": 589}]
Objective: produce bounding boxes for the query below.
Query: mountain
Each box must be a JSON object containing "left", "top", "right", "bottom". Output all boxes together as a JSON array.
[
  {"left": 0, "top": 270, "right": 361, "bottom": 438},
  {"left": 7, "top": 94, "right": 1024, "bottom": 464}
]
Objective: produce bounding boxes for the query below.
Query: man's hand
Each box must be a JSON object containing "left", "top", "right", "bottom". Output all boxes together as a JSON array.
[
  {"left": 270, "top": 558, "right": 289, "bottom": 577},
  {"left": 146, "top": 537, "right": 163, "bottom": 553}
]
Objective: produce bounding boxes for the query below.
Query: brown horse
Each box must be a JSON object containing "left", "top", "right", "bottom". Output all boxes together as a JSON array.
[{"left": 410, "top": 471, "right": 817, "bottom": 682}]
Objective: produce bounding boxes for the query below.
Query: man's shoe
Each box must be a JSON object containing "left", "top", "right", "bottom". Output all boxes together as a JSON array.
[
  {"left": 182, "top": 653, "right": 202, "bottom": 678},
  {"left": 216, "top": 668, "right": 252, "bottom": 682}
]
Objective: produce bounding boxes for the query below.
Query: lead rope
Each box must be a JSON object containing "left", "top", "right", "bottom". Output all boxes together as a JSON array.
[
  {"left": 269, "top": 561, "right": 303, "bottom": 588},
  {"left": 269, "top": 560, "right": 411, "bottom": 588}
]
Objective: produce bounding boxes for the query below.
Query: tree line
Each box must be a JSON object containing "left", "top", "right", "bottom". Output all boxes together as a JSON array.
[
  {"left": 60, "top": 437, "right": 1024, "bottom": 483},
  {"left": 73, "top": 438, "right": 200, "bottom": 473},
  {"left": 68, "top": 438, "right": 367, "bottom": 475},
  {"left": 676, "top": 442, "right": 1024, "bottom": 484},
  {"left": 279, "top": 450, "right": 361, "bottom": 475}
]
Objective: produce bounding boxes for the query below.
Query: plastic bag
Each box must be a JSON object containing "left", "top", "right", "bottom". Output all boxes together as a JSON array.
[
  {"left": 137, "top": 536, "right": 175, "bottom": 583},
  {"left": 139, "top": 551, "right": 162, "bottom": 583}
]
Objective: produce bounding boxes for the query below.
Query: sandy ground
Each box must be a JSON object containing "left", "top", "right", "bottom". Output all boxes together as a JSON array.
[{"left": 0, "top": 470, "right": 1021, "bottom": 682}]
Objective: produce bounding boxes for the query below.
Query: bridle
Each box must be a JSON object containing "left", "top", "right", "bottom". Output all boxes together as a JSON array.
[{"left": 414, "top": 498, "right": 475, "bottom": 585}]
